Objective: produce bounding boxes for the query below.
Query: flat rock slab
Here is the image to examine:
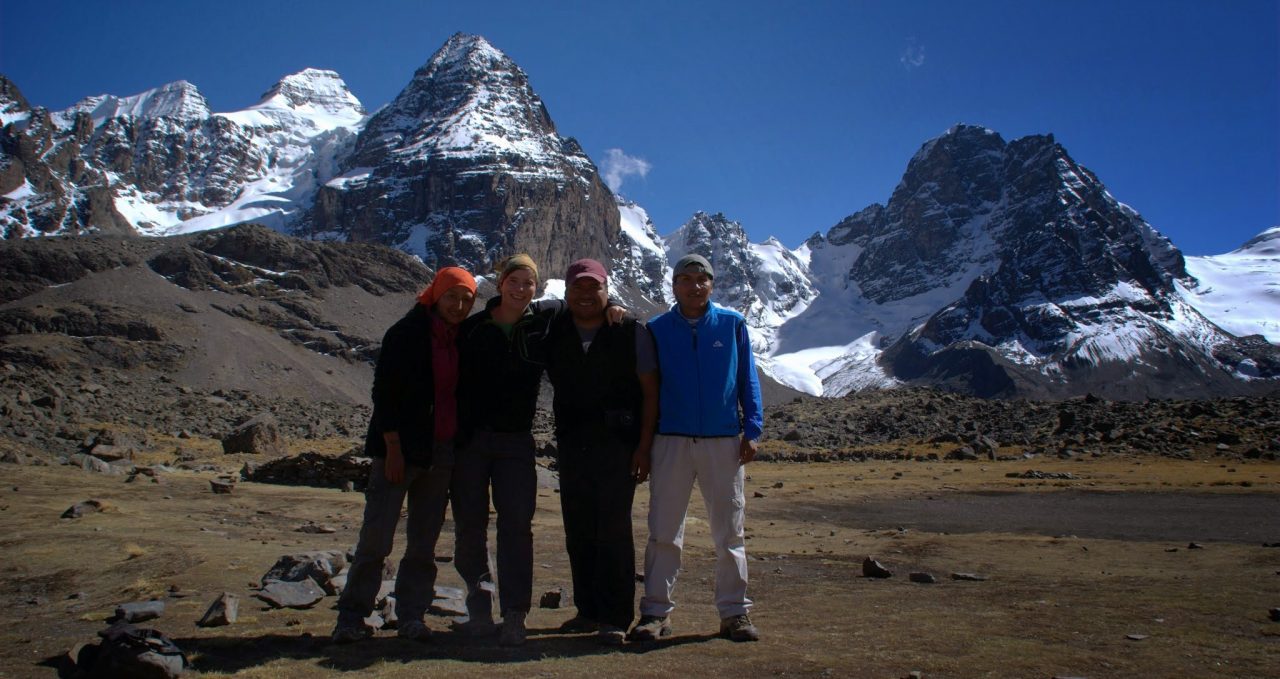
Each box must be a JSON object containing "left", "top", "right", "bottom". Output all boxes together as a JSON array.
[
  {"left": 115, "top": 600, "right": 164, "bottom": 623},
  {"left": 261, "top": 551, "right": 347, "bottom": 594},
  {"left": 61, "top": 499, "right": 110, "bottom": 519},
  {"left": 256, "top": 579, "right": 325, "bottom": 609}
]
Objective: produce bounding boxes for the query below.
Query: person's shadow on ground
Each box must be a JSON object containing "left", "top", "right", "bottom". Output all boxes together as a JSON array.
[{"left": 173, "top": 626, "right": 720, "bottom": 674}]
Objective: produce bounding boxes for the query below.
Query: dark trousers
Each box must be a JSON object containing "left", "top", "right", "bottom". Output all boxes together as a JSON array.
[
  {"left": 451, "top": 430, "right": 537, "bottom": 618},
  {"left": 558, "top": 434, "right": 637, "bottom": 629},
  {"left": 336, "top": 445, "right": 453, "bottom": 626}
]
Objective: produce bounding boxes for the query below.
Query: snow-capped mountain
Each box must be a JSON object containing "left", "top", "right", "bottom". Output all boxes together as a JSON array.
[
  {"left": 3, "top": 37, "right": 1275, "bottom": 400},
  {"left": 756, "top": 125, "right": 1277, "bottom": 398},
  {"left": 1181, "top": 227, "right": 1280, "bottom": 344},
  {"left": 664, "top": 211, "right": 815, "bottom": 353},
  {"left": 610, "top": 198, "right": 673, "bottom": 306},
  {"left": 0, "top": 69, "right": 364, "bottom": 238},
  {"left": 304, "top": 33, "right": 619, "bottom": 279}
]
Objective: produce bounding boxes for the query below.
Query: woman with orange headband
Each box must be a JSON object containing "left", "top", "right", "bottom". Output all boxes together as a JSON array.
[{"left": 332, "top": 266, "right": 477, "bottom": 644}]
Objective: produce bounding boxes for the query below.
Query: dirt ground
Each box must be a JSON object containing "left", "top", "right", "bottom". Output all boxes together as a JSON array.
[{"left": 1, "top": 449, "right": 1277, "bottom": 679}]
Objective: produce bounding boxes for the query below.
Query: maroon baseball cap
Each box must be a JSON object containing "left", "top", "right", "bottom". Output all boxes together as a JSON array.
[{"left": 565, "top": 258, "right": 607, "bottom": 284}]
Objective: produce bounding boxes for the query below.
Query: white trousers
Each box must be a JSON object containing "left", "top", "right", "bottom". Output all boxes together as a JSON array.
[{"left": 639, "top": 434, "right": 751, "bottom": 618}]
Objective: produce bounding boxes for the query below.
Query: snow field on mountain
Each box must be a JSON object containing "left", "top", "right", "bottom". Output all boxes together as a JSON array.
[{"left": 1182, "top": 228, "right": 1280, "bottom": 343}]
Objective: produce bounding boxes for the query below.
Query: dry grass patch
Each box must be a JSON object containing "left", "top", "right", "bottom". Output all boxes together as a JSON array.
[{"left": 1, "top": 457, "right": 1277, "bottom": 678}]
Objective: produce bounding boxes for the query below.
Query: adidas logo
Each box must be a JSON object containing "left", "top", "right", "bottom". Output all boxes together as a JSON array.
[{"left": 713, "top": 340, "right": 725, "bottom": 348}]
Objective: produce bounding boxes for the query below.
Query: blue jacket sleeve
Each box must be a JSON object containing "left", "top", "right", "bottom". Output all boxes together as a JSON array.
[{"left": 735, "top": 319, "right": 764, "bottom": 440}]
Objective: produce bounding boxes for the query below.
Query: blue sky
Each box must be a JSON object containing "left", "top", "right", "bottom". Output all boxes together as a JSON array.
[{"left": 1, "top": 0, "right": 1276, "bottom": 256}]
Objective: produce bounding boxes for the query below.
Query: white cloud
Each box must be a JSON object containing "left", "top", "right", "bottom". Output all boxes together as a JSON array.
[
  {"left": 901, "top": 38, "right": 925, "bottom": 70},
  {"left": 600, "top": 148, "right": 651, "bottom": 193}
]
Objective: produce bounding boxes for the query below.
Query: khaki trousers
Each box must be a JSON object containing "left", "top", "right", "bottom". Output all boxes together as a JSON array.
[{"left": 639, "top": 434, "right": 751, "bottom": 619}]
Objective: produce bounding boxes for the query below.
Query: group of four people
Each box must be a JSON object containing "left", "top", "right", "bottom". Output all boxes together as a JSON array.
[{"left": 332, "top": 252, "right": 764, "bottom": 647}]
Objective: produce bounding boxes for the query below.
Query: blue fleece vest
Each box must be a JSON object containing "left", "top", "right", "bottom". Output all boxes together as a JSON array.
[{"left": 648, "top": 302, "right": 763, "bottom": 440}]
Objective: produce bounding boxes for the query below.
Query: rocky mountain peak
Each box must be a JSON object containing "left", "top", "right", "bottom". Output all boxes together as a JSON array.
[
  {"left": 671, "top": 211, "right": 748, "bottom": 246},
  {"left": 306, "top": 34, "right": 618, "bottom": 279},
  {"left": 666, "top": 211, "right": 816, "bottom": 352},
  {"left": 423, "top": 33, "right": 522, "bottom": 84},
  {"left": 349, "top": 32, "right": 556, "bottom": 168},
  {"left": 63, "top": 80, "right": 211, "bottom": 126},
  {"left": 0, "top": 76, "right": 32, "bottom": 125},
  {"left": 253, "top": 68, "right": 365, "bottom": 119}
]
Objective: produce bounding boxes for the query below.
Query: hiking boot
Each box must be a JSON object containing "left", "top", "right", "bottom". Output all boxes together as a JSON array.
[
  {"left": 499, "top": 611, "right": 527, "bottom": 646},
  {"left": 330, "top": 623, "right": 373, "bottom": 644},
  {"left": 719, "top": 614, "right": 760, "bottom": 642},
  {"left": 597, "top": 624, "right": 627, "bottom": 646},
  {"left": 397, "top": 620, "right": 433, "bottom": 641},
  {"left": 450, "top": 616, "right": 499, "bottom": 637},
  {"left": 558, "top": 615, "right": 599, "bottom": 633},
  {"left": 627, "top": 614, "right": 672, "bottom": 641}
]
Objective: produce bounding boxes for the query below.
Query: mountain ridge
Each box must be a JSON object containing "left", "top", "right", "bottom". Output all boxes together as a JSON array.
[{"left": 2, "top": 39, "right": 1276, "bottom": 401}]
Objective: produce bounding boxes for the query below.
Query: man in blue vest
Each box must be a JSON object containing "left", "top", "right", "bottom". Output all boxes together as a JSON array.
[{"left": 630, "top": 253, "right": 764, "bottom": 643}]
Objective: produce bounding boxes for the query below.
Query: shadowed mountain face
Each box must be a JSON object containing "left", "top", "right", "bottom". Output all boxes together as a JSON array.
[{"left": 0, "top": 224, "right": 426, "bottom": 405}]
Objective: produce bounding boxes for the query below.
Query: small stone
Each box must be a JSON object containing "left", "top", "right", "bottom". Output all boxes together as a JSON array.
[
  {"left": 772, "top": 481, "right": 784, "bottom": 489},
  {"left": 341, "top": 480, "right": 355, "bottom": 493},
  {"left": 296, "top": 523, "right": 337, "bottom": 534},
  {"left": 862, "top": 557, "right": 893, "bottom": 579},
  {"left": 380, "top": 594, "right": 398, "bottom": 629},
  {"left": 1126, "top": 633, "right": 1148, "bottom": 641},
  {"left": 908, "top": 572, "right": 937, "bottom": 584},
  {"left": 1269, "top": 608, "right": 1280, "bottom": 622},
  {"left": 197, "top": 593, "right": 239, "bottom": 627},
  {"left": 539, "top": 588, "right": 563, "bottom": 609},
  {"left": 210, "top": 479, "right": 235, "bottom": 494},
  {"left": 753, "top": 491, "right": 766, "bottom": 498},
  {"left": 115, "top": 600, "right": 165, "bottom": 623},
  {"left": 951, "top": 572, "right": 987, "bottom": 582},
  {"left": 1187, "top": 542, "right": 1204, "bottom": 550}
]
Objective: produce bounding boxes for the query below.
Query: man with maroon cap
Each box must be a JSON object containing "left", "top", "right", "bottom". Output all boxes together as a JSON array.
[{"left": 544, "top": 258, "right": 659, "bottom": 645}]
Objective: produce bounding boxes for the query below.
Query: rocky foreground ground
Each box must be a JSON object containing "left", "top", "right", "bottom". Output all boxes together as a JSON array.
[{"left": 1, "top": 327, "right": 1278, "bottom": 677}]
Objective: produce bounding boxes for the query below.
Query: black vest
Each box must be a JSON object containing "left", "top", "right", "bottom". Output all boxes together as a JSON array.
[{"left": 546, "top": 316, "right": 643, "bottom": 446}]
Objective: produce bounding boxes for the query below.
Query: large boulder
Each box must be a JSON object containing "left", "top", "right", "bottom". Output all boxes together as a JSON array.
[{"left": 222, "top": 413, "right": 287, "bottom": 456}]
